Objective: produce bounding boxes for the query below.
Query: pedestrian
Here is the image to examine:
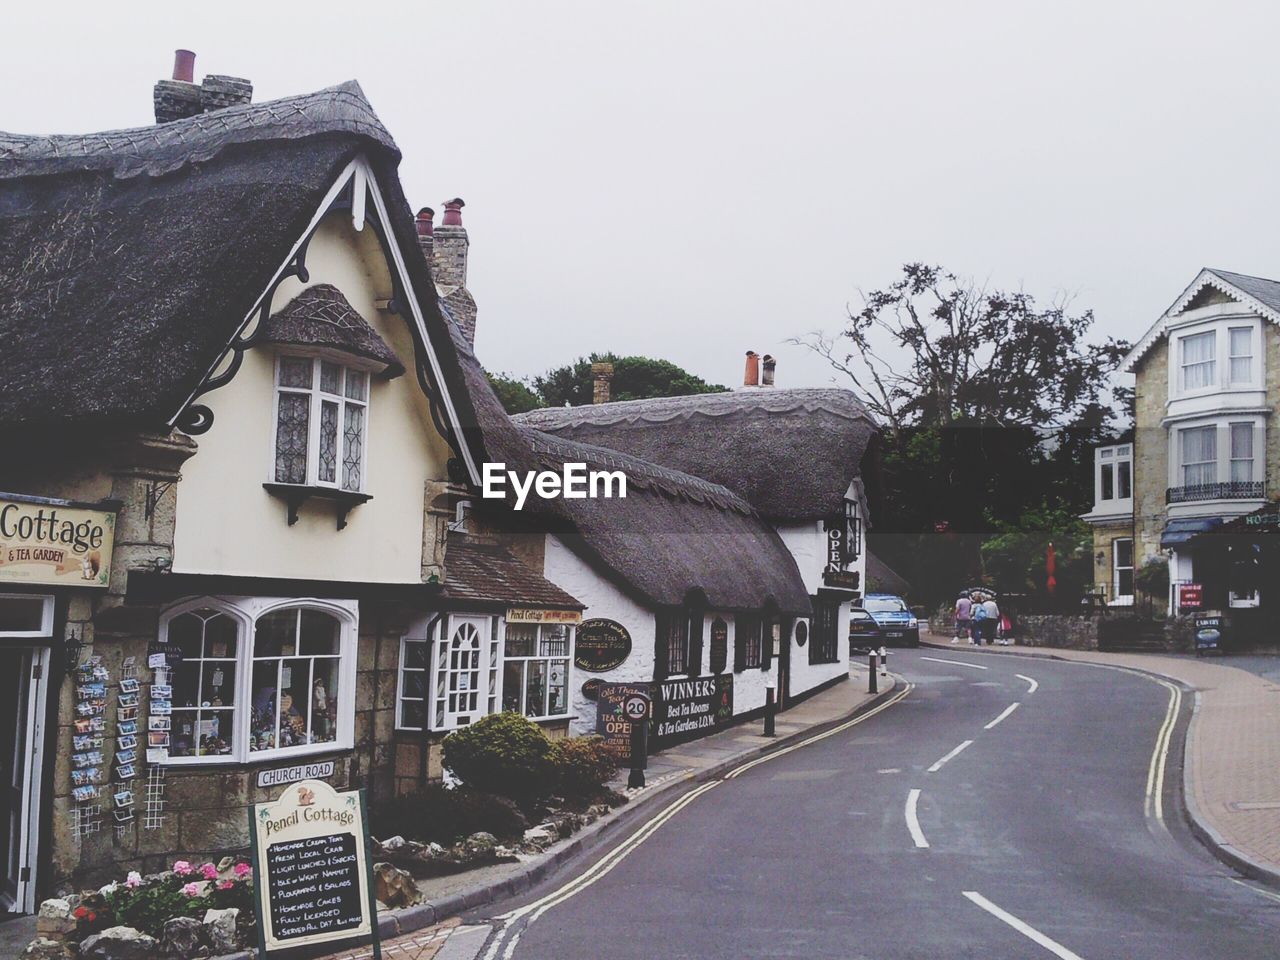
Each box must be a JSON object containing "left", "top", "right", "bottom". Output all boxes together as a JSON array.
[
  {"left": 997, "top": 611, "right": 1014, "bottom": 646},
  {"left": 952, "top": 591, "right": 973, "bottom": 644},
  {"left": 982, "top": 593, "right": 1001, "bottom": 645},
  {"left": 970, "top": 591, "right": 986, "bottom": 645}
]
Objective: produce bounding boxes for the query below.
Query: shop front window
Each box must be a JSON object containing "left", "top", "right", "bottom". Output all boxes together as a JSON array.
[
  {"left": 397, "top": 615, "right": 502, "bottom": 732},
  {"left": 502, "top": 623, "right": 573, "bottom": 720},
  {"left": 157, "top": 599, "right": 354, "bottom": 765}
]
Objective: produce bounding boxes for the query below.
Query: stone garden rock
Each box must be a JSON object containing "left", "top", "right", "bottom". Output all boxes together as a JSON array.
[
  {"left": 35, "top": 898, "right": 76, "bottom": 940},
  {"left": 373, "top": 862, "right": 419, "bottom": 908},
  {"left": 381, "top": 834, "right": 407, "bottom": 851},
  {"left": 20, "top": 938, "right": 70, "bottom": 960},
  {"left": 78, "top": 926, "right": 158, "bottom": 960},
  {"left": 522, "top": 825, "right": 556, "bottom": 848},
  {"left": 159, "top": 916, "right": 209, "bottom": 959},
  {"left": 203, "top": 907, "right": 239, "bottom": 956}
]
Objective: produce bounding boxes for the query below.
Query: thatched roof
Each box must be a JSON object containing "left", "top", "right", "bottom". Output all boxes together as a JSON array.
[
  {"left": 261, "top": 284, "right": 403, "bottom": 377},
  {"left": 441, "top": 535, "right": 584, "bottom": 609},
  {"left": 515, "top": 388, "right": 878, "bottom": 519},
  {"left": 518, "top": 426, "right": 811, "bottom": 616},
  {"left": 0, "top": 81, "right": 499, "bottom": 490}
]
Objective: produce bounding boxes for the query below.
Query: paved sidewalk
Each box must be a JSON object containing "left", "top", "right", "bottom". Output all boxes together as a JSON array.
[
  {"left": 922, "top": 631, "right": 1280, "bottom": 885},
  {"left": 307, "top": 662, "right": 895, "bottom": 960}
]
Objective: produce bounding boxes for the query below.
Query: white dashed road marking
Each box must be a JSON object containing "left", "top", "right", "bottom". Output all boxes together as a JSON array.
[
  {"left": 963, "top": 891, "right": 1087, "bottom": 960},
  {"left": 927, "top": 739, "right": 974, "bottom": 773},
  {"left": 905, "top": 788, "right": 929, "bottom": 848}
]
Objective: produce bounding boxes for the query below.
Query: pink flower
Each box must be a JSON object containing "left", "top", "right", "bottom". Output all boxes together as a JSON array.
[
  {"left": 172, "top": 860, "right": 192, "bottom": 876},
  {"left": 201, "top": 863, "right": 218, "bottom": 880},
  {"left": 233, "top": 862, "right": 251, "bottom": 879},
  {"left": 124, "top": 871, "right": 142, "bottom": 889},
  {"left": 181, "top": 882, "right": 200, "bottom": 897},
  {"left": 217, "top": 880, "right": 234, "bottom": 891}
]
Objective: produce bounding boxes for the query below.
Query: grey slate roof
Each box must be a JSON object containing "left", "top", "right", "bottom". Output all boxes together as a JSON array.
[
  {"left": 866, "top": 551, "right": 911, "bottom": 597},
  {"left": 1205, "top": 268, "right": 1280, "bottom": 317},
  {"left": 514, "top": 388, "right": 878, "bottom": 520}
]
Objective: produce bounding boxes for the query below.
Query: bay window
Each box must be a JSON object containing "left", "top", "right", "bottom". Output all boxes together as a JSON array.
[
  {"left": 1230, "top": 423, "right": 1255, "bottom": 483},
  {"left": 396, "top": 615, "right": 502, "bottom": 732},
  {"left": 1228, "top": 327, "right": 1254, "bottom": 385},
  {"left": 1179, "top": 331, "right": 1216, "bottom": 391},
  {"left": 159, "top": 599, "right": 355, "bottom": 764},
  {"left": 1179, "top": 426, "right": 1217, "bottom": 487},
  {"left": 273, "top": 355, "right": 369, "bottom": 491},
  {"left": 502, "top": 623, "right": 573, "bottom": 719}
]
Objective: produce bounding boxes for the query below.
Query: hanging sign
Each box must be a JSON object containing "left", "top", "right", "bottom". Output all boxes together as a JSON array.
[
  {"left": 0, "top": 496, "right": 115, "bottom": 588},
  {"left": 574, "top": 619, "right": 632, "bottom": 672},
  {"left": 823, "top": 516, "right": 846, "bottom": 573},
  {"left": 249, "top": 780, "right": 380, "bottom": 956},
  {"left": 506, "top": 608, "right": 582, "bottom": 625}
]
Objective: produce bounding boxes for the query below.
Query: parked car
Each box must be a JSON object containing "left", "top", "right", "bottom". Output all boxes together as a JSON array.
[
  {"left": 848, "top": 606, "right": 882, "bottom": 650},
  {"left": 861, "top": 593, "right": 920, "bottom": 647}
]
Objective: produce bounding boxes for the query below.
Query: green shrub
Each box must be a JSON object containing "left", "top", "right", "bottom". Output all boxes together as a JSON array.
[
  {"left": 372, "top": 783, "right": 528, "bottom": 844},
  {"left": 442, "top": 712, "right": 554, "bottom": 805},
  {"left": 550, "top": 736, "right": 617, "bottom": 800}
]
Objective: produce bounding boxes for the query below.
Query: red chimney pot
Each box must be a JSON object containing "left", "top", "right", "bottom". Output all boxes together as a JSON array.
[
  {"left": 743, "top": 350, "right": 760, "bottom": 387},
  {"left": 441, "top": 198, "right": 465, "bottom": 226},
  {"left": 415, "top": 207, "right": 435, "bottom": 238},
  {"left": 172, "top": 49, "right": 196, "bottom": 83}
]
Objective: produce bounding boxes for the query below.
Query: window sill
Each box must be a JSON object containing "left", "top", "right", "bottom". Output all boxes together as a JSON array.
[
  {"left": 263, "top": 483, "right": 372, "bottom": 530},
  {"left": 155, "top": 743, "right": 352, "bottom": 770}
]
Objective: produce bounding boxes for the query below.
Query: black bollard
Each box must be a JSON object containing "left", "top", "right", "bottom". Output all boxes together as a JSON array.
[
  {"left": 868, "top": 650, "right": 878, "bottom": 694},
  {"left": 627, "top": 710, "right": 648, "bottom": 789},
  {"left": 764, "top": 686, "right": 777, "bottom": 737}
]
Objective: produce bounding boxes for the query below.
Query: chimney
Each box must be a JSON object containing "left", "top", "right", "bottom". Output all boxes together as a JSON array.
[
  {"left": 415, "top": 207, "right": 435, "bottom": 260},
  {"left": 200, "top": 74, "right": 253, "bottom": 112},
  {"left": 431, "top": 198, "right": 478, "bottom": 345},
  {"left": 153, "top": 50, "right": 252, "bottom": 123},
  {"left": 743, "top": 350, "right": 760, "bottom": 388},
  {"left": 591, "top": 363, "right": 614, "bottom": 404},
  {"left": 154, "top": 49, "right": 202, "bottom": 123},
  {"left": 761, "top": 354, "right": 776, "bottom": 387}
]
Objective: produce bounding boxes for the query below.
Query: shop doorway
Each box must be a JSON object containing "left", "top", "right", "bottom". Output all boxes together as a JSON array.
[{"left": 0, "top": 593, "right": 52, "bottom": 916}]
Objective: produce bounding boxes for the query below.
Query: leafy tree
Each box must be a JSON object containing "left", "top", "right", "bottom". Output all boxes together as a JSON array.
[
  {"left": 795, "top": 264, "right": 1131, "bottom": 608},
  {"left": 532, "top": 353, "right": 726, "bottom": 407},
  {"left": 485, "top": 371, "right": 543, "bottom": 414}
]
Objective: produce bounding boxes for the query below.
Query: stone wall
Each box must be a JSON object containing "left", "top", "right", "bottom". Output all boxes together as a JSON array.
[{"left": 1133, "top": 339, "right": 1169, "bottom": 569}]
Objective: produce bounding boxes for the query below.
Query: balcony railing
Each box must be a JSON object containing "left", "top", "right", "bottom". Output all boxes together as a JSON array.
[{"left": 1166, "top": 481, "right": 1265, "bottom": 504}]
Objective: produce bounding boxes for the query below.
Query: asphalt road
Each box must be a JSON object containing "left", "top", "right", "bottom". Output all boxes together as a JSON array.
[{"left": 470, "top": 649, "right": 1280, "bottom": 959}]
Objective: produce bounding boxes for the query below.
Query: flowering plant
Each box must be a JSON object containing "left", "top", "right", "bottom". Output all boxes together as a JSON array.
[{"left": 73, "top": 857, "right": 255, "bottom": 943}]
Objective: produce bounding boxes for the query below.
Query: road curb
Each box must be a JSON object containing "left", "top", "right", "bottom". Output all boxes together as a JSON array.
[
  {"left": 209, "top": 673, "right": 905, "bottom": 959},
  {"left": 921, "top": 635, "right": 1280, "bottom": 890}
]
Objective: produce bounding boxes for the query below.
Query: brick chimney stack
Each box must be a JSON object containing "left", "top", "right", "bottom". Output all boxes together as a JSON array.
[
  {"left": 743, "top": 350, "right": 760, "bottom": 388},
  {"left": 430, "top": 198, "right": 478, "bottom": 346},
  {"left": 761, "top": 354, "right": 776, "bottom": 387},
  {"left": 154, "top": 50, "right": 252, "bottom": 123},
  {"left": 591, "top": 363, "right": 614, "bottom": 404}
]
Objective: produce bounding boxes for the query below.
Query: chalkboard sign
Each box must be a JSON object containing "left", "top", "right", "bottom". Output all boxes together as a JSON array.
[
  {"left": 249, "top": 779, "right": 379, "bottom": 956},
  {"left": 575, "top": 619, "right": 632, "bottom": 672}
]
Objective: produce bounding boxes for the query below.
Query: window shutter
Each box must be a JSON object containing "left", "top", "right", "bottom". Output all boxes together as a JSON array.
[
  {"left": 687, "top": 610, "right": 704, "bottom": 678},
  {"left": 654, "top": 611, "right": 670, "bottom": 680},
  {"left": 734, "top": 614, "right": 750, "bottom": 672},
  {"left": 761, "top": 618, "right": 774, "bottom": 671}
]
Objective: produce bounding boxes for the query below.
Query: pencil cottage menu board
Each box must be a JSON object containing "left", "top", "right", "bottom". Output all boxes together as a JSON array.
[{"left": 250, "top": 779, "right": 377, "bottom": 953}]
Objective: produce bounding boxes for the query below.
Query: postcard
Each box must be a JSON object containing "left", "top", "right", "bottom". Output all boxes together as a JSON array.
[{"left": 147, "top": 732, "right": 170, "bottom": 748}]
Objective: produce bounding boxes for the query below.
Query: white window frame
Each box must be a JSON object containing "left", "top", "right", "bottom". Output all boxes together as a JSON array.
[
  {"left": 1093, "top": 444, "right": 1133, "bottom": 510},
  {"left": 1178, "top": 330, "right": 1216, "bottom": 393},
  {"left": 1168, "top": 417, "right": 1266, "bottom": 494},
  {"left": 1229, "top": 421, "right": 1256, "bottom": 484},
  {"left": 501, "top": 622, "right": 574, "bottom": 721},
  {"left": 1228, "top": 326, "right": 1255, "bottom": 386},
  {"left": 156, "top": 597, "right": 357, "bottom": 766},
  {"left": 271, "top": 354, "right": 371, "bottom": 493},
  {"left": 1112, "top": 538, "right": 1134, "bottom": 603},
  {"left": 0, "top": 594, "right": 53, "bottom": 638},
  {"left": 396, "top": 614, "right": 502, "bottom": 733},
  {"left": 1178, "top": 424, "right": 1218, "bottom": 487}
]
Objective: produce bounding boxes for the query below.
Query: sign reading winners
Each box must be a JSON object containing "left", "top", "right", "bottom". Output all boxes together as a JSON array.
[
  {"left": 0, "top": 496, "right": 115, "bottom": 588},
  {"left": 249, "top": 779, "right": 380, "bottom": 956}
]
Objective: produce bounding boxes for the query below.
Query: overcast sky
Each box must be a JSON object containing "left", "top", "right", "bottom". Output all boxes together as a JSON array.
[{"left": 6, "top": 2, "right": 1279, "bottom": 391}]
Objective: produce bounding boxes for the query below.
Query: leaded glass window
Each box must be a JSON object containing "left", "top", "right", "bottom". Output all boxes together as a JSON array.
[{"left": 272, "top": 356, "right": 369, "bottom": 492}]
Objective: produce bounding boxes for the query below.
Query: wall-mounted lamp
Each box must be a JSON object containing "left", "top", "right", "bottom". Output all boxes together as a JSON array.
[{"left": 64, "top": 623, "right": 85, "bottom": 678}]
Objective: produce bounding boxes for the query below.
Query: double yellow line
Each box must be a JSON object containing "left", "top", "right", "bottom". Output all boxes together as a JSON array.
[
  {"left": 483, "top": 681, "right": 914, "bottom": 958},
  {"left": 1145, "top": 678, "right": 1182, "bottom": 823}
]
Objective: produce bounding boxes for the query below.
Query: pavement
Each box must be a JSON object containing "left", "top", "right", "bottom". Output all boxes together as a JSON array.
[
  {"left": 920, "top": 630, "right": 1280, "bottom": 887},
  {"left": 309, "top": 661, "right": 896, "bottom": 960},
  {"left": 462, "top": 649, "right": 1280, "bottom": 959}
]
